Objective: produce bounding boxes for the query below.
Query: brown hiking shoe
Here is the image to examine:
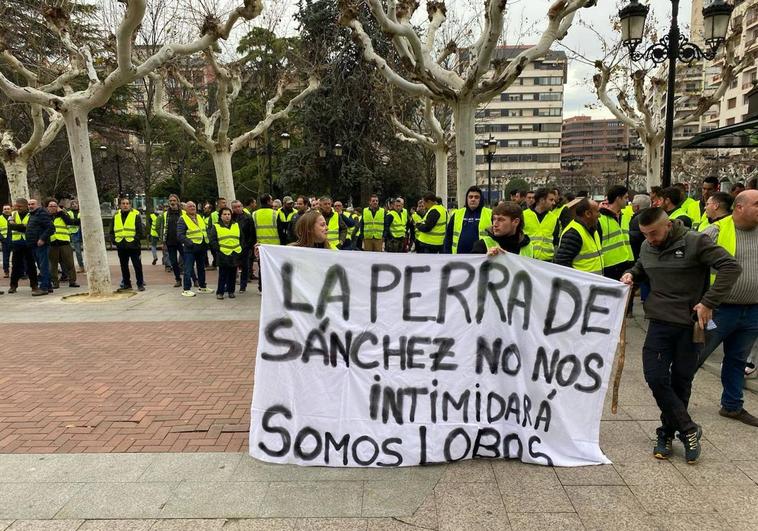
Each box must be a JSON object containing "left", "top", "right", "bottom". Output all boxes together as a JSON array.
[
  {"left": 31, "top": 289, "right": 48, "bottom": 297},
  {"left": 719, "top": 408, "right": 758, "bottom": 427}
]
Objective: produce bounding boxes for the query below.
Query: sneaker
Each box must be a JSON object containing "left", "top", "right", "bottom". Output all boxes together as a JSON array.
[
  {"left": 197, "top": 287, "right": 214, "bottom": 294},
  {"left": 719, "top": 408, "right": 758, "bottom": 427},
  {"left": 31, "top": 289, "right": 48, "bottom": 297},
  {"left": 746, "top": 362, "right": 756, "bottom": 377},
  {"left": 228, "top": 293, "right": 236, "bottom": 299},
  {"left": 653, "top": 431, "right": 673, "bottom": 460},
  {"left": 181, "top": 290, "right": 196, "bottom": 297},
  {"left": 239, "top": 288, "right": 246, "bottom": 293},
  {"left": 137, "top": 285, "right": 145, "bottom": 292},
  {"left": 678, "top": 425, "right": 702, "bottom": 464},
  {"left": 216, "top": 294, "right": 224, "bottom": 300},
  {"left": 173, "top": 281, "right": 181, "bottom": 288}
]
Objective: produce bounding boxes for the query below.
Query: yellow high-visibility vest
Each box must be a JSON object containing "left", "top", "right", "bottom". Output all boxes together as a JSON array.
[
  {"left": 561, "top": 220, "right": 604, "bottom": 275},
  {"left": 278, "top": 209, "right": 295, "bottom": 223},
  {"left": 681, "top": 197, "right": 702, "bottom": 229},
  {"left": 181, "top": 212, "right": 208, "bottom": 245},
  {"left": 326, "top": 212, "right": 342, "bottom": 248},
  {"left": 149, "top": 213, "right": 159, "bottom": 238},
  {"left": 523, "top": 208, "right": 558, "bottom": 261},
  {"left": 113, "top": 210, "right": 139, "bottom": 243},
  {"left": 11, "top": 212, "right": 29, "bottom": 242},
  {"left": 51, "top": 217, "right": 71, "bottom": 243},
  {"left": 253, "top": 208, "right": 279, "bottom": 245},
  {"left": 362, "top": 208, "right": 385, "bottom": 239},
  {"left": 451, "top": 207, "right": 492, "bottom": 254},
  {"left": 214, "top": 222, "right": 242, "bottom": 255},
  {"left": 416, "top": 204, "right": 447, "bottom": 246},
  {"left": 480, "top": 235, "right": 534, "bottom": 258},
  {"left": 68, "top": 210, "right": 80, "bottom": 235},
  {"left": 388, "top": 209, "right": 408, "bottom": 238},
  {"left": 599, "top": 213, "right": 633, "bottom": 268}
]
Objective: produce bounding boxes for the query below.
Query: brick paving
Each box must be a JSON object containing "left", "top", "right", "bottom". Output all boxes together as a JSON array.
[{"left": 0, "top": 321, "right": 256, "bottom": 454}]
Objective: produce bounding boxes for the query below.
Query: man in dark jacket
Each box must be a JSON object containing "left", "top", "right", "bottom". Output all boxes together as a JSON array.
[
  {"left": 444, "top": 186, "right": 492, "bottom": 254},
  {"left": 621, "top": 208, "right": 741, "bottom": 463},
  {"left": 162, "top": 194, "right": 184, "bottom": 287},
  {"left": 231, "top": 200, "right": 256, "bottom": 293},
  {"left": 109, "top": 197, "right": 145, "bottom": 291},
  {"left": 8, "top": 198, "right": 55, "bottom": 296}
]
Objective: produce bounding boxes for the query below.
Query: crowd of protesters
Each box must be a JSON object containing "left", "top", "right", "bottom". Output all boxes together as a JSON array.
[{"left": 2, "top": 176, "right": 757, "bottom": 464}]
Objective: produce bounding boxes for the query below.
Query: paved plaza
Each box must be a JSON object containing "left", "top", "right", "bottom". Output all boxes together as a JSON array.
[{"left": 1, "top": 252, "right": 757, "bottom": 530}]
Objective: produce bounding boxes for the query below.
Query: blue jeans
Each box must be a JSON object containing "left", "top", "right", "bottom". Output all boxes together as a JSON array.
[
  {"left": 33, "top": 244, "right": 51, "bottom": 290},
  {"left": 699, "top": 304, "right": 758, "bottom": 411},
  {"left": 150, "top": 237, "right": 159, "bottom": 261},
  {"left": 182, "top": 249, "right": 206, "bottom": 290},
  {"left": 71, "top": 238, "right": 84, "bottom": 268}
]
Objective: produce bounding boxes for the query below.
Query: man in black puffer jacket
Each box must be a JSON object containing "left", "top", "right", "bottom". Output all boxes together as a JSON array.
[{"left": 8, "top": 198, "right": 54, "bottom": 296}]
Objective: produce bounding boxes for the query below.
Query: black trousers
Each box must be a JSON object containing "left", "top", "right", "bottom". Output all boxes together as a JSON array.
[
  {"left": 117, "top": 247, "right": 144, "bottom": 288},
  {"left": 642, "top": 320, "right": 699, "bottom": 436},
  {"left": 10, "top": 244, "right": 37, "bottom": 288}
]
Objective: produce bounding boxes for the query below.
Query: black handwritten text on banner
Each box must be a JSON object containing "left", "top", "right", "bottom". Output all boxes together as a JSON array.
[{"left": 249, "top": 246, "right": 628, "bottom": 467}]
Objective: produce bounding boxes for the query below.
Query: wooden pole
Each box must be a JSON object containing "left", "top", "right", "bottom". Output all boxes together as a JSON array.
[{"left": 611, "top": 289, "right": 633, "bottom": 414}]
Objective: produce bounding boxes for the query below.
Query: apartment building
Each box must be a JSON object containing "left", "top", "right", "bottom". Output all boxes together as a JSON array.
[
  {"left": 703, "top": 0, "right": 758, "bottom": 129},
  {"left": 474, "top": 47, "right": 567, "bottom": 194},
  {"left": 561, "top": 116, "right": 633, "bottom": 173}
]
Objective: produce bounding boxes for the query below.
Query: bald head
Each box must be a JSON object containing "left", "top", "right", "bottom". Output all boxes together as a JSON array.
[{"left": 732, "top": 190, "right": 758, "bottom": 230}]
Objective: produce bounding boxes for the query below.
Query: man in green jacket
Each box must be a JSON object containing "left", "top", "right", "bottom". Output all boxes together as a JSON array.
[{"left": 621, "top": 207, "right": 741, "bottom": 464}]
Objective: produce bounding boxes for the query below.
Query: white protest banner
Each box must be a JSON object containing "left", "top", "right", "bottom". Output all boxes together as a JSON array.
[{"left": 250, "top": 245, "right": 628, "bottom": 467}]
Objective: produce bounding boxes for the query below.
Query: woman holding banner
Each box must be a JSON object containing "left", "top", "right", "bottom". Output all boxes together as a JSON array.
[
  {"left": 471, "top": 202, "right": 533, "bottom": 257},
  {"left": 289, "top": 210, "right": 332, "bottom": 250}
]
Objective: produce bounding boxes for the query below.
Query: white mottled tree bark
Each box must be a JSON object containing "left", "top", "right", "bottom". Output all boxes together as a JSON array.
[
  {"left": 0, "top": 51, "right": 65, "bottom": 201},
  {"left": 0, "top": 0, "right": 265, "bottom": 296},
  {"left": 393, "top": 98, "right": 452, "bottom": 204},
  {"left": 152, "top": 59, "right": 319, "bottom": 202},
  {"left": 342, "top": 0, "right": 595, "bottom": 205}
]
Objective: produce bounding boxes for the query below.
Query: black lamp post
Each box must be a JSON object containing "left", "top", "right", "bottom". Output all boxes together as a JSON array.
[
  {"left": 100, "top": 144, "right": 132, "bottom": 198},
  {"left": 252, "top": 132, "right": 290, "bottom": 195},
  {"left": 619, "top": 0, "right": 734, "bottom": 188},
  {"left": 561, "top": 156, "right": 584, "bottom": 192},
  {"left": 482, "top": 136, "right": 497, "bottom": 205},
  {"left": 616, "top": 141, "right": 644, "bottom": 190},
  {"left": 319, "top": 143, "right": 343, "bottom": 194}
]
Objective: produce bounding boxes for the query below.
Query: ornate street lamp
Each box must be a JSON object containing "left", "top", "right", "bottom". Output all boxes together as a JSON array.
[
  {"left": 482, "top": 136, "right": 497, "bottom": 205},
  {"left": 616, "top": 141, "right": 644, "bottom": 190},
  {"left": 618, "top": 0, "right": 734, "bottom": 187}
]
